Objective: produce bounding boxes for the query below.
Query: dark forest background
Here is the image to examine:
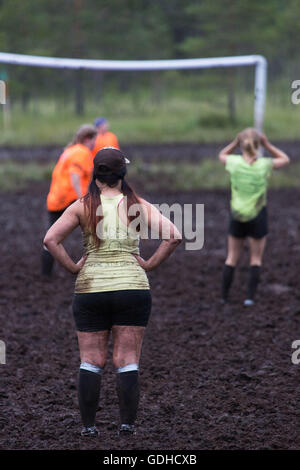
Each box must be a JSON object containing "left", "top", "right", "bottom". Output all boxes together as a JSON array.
[{"left": 0, "top": 0, "right": 299, "bottom": 144}]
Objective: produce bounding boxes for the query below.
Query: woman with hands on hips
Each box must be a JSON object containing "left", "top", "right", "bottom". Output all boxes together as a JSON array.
[{"left": 43, "top": 147, "right": 182, "bottom": 437}]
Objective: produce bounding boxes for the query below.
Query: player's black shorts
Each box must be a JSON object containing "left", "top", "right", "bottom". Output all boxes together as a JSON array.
[
  {"left": 72, "top": 289, "right": 152, "bottom": 332},
  {"left": 228, "top": 206, "right": 268, "bottom": 239}
]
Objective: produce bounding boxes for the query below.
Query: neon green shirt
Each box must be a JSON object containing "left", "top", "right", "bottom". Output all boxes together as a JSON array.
[
  {"left": 225, "top": 155, "right": 273, "bottom": 222},
  {"left": 75, "top": 193, "right": 150, "bottom": 293}
]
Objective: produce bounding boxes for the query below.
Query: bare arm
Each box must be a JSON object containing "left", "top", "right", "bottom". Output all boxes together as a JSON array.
[
  {"left": 133, "top": 199, "right": 182, "bottom": 271},
  {"left": 70, "top": 172, "right": 82, "bottom": 198},
  {"left": 260, "top": 134, "right": 290, "bottom": 169},
  {"left": 218, "top": 137, "right": 239, "bottom": 165},
  {"left": 43, "top": 201, "right": 86, "bottom": 274}
]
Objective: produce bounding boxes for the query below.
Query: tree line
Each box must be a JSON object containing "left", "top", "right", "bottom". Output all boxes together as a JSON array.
[{"left": 0, "top": 0, "right": 298, "bottom": 116}]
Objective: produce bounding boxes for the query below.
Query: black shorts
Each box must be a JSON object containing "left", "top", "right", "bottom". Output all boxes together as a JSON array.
[
  {"left": 72, "top": 289, "right": 152, "bottom": 332},
  {"left": 229, "top": 206, "right": 268, "bottom": 239}
]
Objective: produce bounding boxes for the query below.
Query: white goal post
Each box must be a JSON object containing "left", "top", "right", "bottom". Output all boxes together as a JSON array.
[{"left": 0, "top": 52, "right": 267, "bottom": 131}]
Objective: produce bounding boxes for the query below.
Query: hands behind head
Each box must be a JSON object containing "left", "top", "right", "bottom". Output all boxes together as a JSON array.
[
  {"left": 236, "top": 131, "right": 269, "bottom": 147},
  {"left": 232, "top": 135, "right": 241, "bottom": 147},
  {"left": 259, "top": 133, "right": 269, "bottom": 147}
]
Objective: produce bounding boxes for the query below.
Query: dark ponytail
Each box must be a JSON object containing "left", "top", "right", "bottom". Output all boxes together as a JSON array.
[
  {"left": 121, "top": 179, "right": 140, "bottom": 207},
  {"left": 121, "top": 179, "right": 141, "bottom": 230},
  {"left": 83, "top": 175, "right": 102, "bottom": 247}
]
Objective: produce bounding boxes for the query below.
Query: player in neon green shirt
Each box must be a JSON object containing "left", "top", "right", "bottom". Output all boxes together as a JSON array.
[{"left": 219, "top": 128, "right": 290, "bottom": 306}]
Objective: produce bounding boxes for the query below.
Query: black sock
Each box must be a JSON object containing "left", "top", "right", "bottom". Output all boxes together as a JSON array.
[
  {"left": 116, "top": 371, "right": 139, "bottom": 425},
  {"left": 248, "top": 265, "right": 261, "bottom": 300},
  {"left": 41, "top": 248, "right": 54, "bottom": 276},
  {"left": 221, "top": 264, "right": 235, "bottom": 301},
  {"left": 78, "top": 368, "right": 102, "bottom": 427}
]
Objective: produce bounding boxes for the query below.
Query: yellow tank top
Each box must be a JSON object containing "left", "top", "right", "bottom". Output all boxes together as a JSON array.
[{"left": 75, "top": 193, "right": 150, "bottom": 293}]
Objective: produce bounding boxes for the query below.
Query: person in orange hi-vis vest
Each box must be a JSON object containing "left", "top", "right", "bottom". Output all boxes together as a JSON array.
[
  {"left": 41, "top": 124, "right": 97, "bottom": 277},
  {"left": 92, "top": 117, "right": 120, "bottom": 157}
]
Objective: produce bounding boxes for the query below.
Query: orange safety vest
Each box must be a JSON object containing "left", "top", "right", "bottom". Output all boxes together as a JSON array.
[
  {"left": 92, "top": 131, "right": 120, "bottom": 157},
  {"left": 47, "top": 144, "right": 93, "bottom": 211}
]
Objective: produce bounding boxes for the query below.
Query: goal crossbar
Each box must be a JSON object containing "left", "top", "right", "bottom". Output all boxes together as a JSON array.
[{"left": 0, "top": 52, "right": 267, "bottom": 130}]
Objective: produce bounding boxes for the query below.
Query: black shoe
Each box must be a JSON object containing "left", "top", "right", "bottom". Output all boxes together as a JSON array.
[
  {"left": 81, "top": 425, "right": 99, "bottom": 437},
  {"left": 118, "top": 424, "right": 136, "bottom": 436}
]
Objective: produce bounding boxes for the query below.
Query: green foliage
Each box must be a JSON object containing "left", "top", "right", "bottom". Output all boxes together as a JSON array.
[
  {"left": 180, "top": 0, "right": 282, "bottom": 58},
  {"left": 0, "top": 81, "right": 298, "bottom": 145},
  {"left": 198, "top": 113, "right": 238, "bottom": 129},
  {"left": 0, "top": 161, "right": 53, "bottom": 192},
  {"left": 0, "top": 1, "right": 298, "bottom": 141}
]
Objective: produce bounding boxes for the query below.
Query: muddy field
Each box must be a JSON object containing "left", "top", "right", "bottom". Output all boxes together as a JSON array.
[
  {"left": 1, "top": 176, "right": 300, "bottom": 450},
  {"left": 1, "top": 140, "right": 300, "bottom": 162}
]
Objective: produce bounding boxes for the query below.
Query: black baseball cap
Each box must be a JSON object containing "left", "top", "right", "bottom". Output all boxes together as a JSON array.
[{"left": 94, "top": 147, "right": 130, "bottom": 176}]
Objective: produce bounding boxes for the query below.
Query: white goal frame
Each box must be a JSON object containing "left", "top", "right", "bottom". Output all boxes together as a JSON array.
[{"left": 0, "top": 52, "right": 267, "bottom": 131}]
